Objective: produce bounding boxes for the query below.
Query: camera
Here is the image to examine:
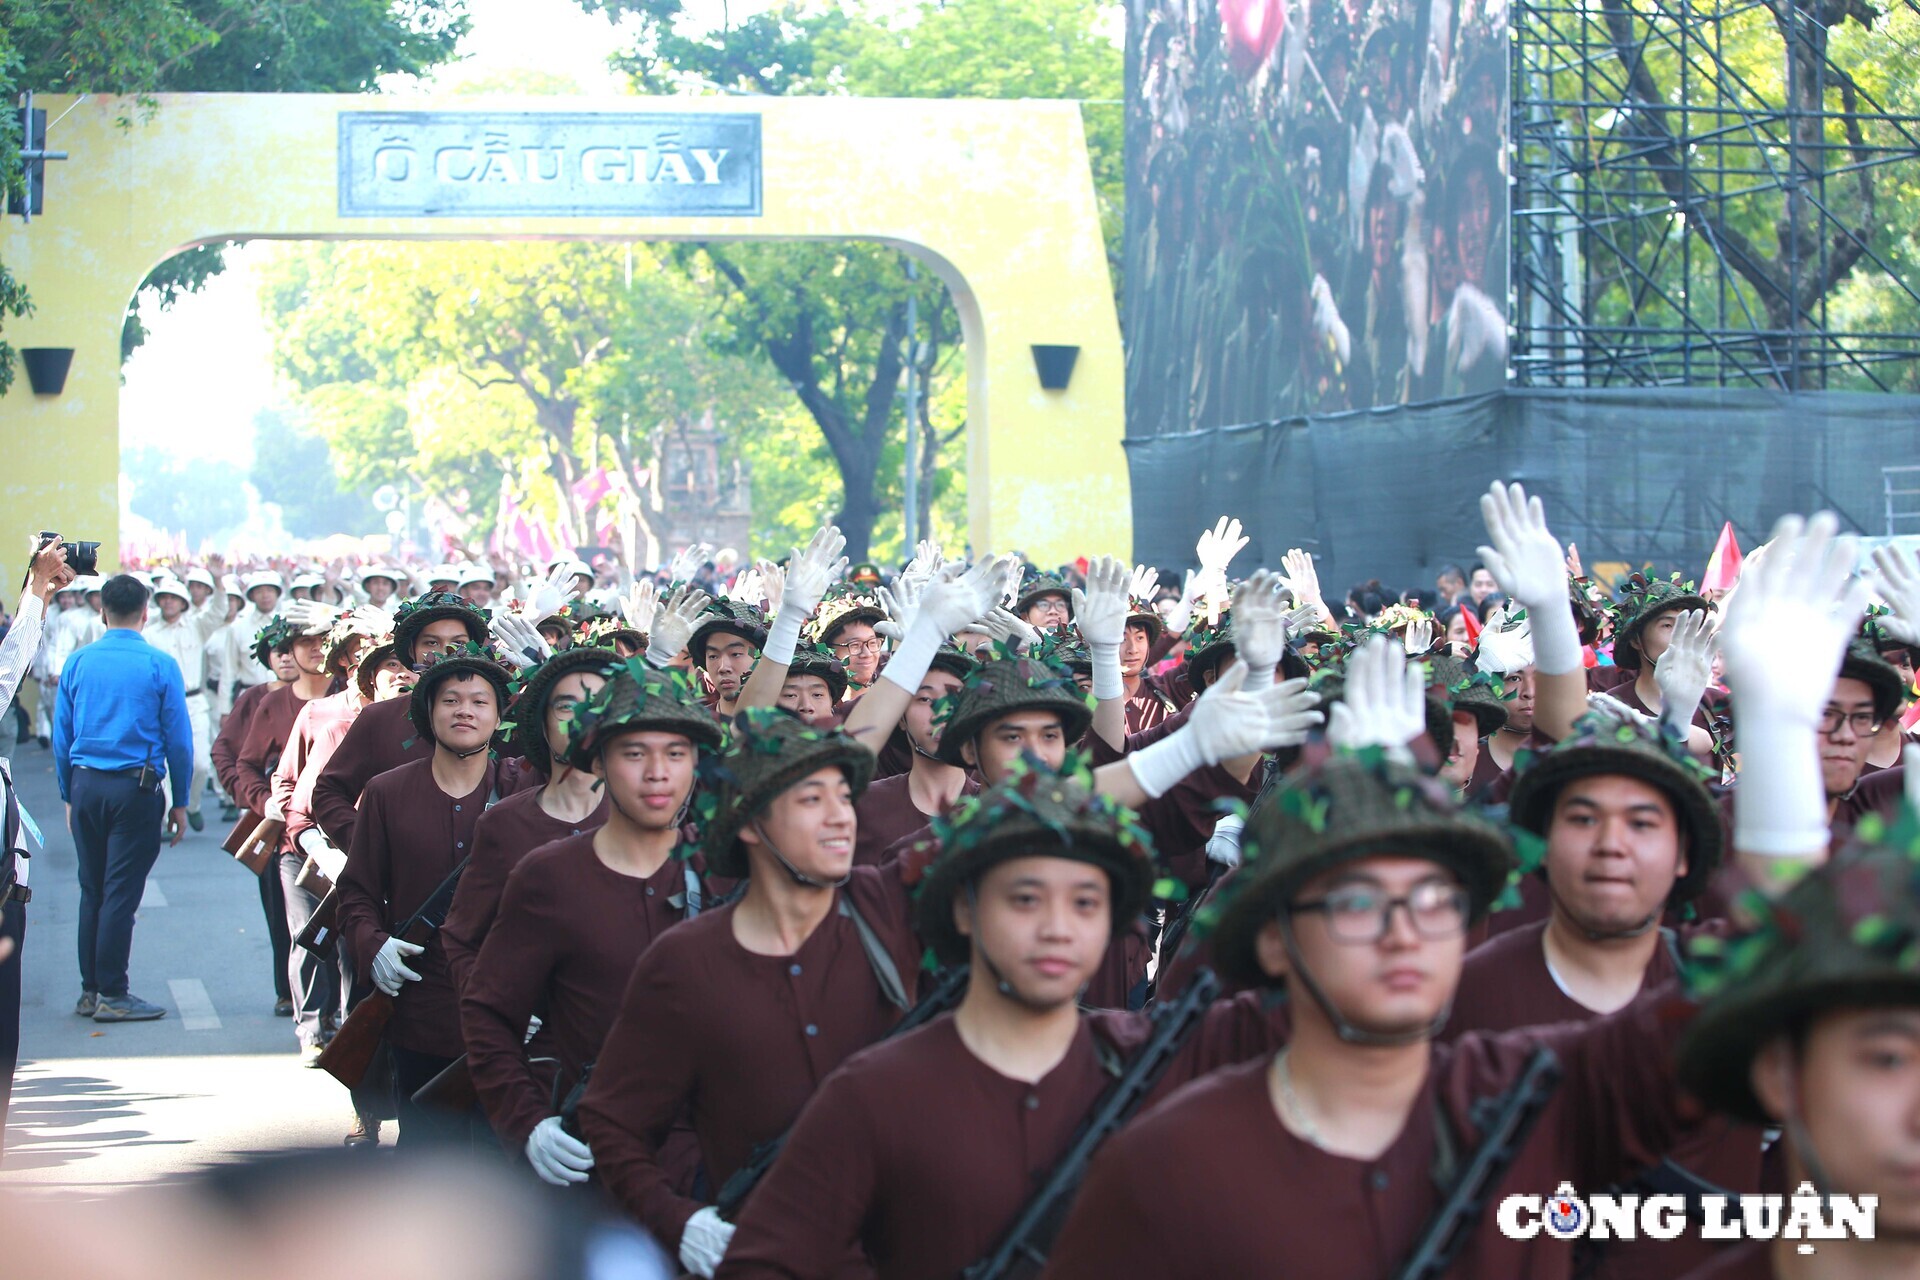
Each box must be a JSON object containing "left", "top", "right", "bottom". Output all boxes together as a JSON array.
[{"left": 39, "top": 531, "right": 100, "bottom": 578}]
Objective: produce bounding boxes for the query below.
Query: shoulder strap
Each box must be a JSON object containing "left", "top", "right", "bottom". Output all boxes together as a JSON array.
[
  {"left": 671, "top": 863, "right": 704, "bottom": 918},
  {"left": 837, "top": 893, "right": 911, "bottom": 1011},
  {"left": 1658, "top": 925, "right": 1685, "bottom": 975},
  {"left": 1429, "top": 1091, "right": 1464, "bottom": 1193}
]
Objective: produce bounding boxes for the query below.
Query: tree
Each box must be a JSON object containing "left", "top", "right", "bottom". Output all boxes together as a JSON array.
[
  {"left": 123, "top": 444, "right": 249, "bottom": 543},
  {"left": 0, "top": 0, "right": 469, "bottom": 385},
  {"left": 249, "top": 407, "right": 382, "bottom": 538}
]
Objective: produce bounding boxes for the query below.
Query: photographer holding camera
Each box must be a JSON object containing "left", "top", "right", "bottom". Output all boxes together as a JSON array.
[
  {"left": 53, "top": 561, "right": 193, "bottom": 1024},
  {"left": 2, "top": 536, "right": 80, "bottom": 1152}
]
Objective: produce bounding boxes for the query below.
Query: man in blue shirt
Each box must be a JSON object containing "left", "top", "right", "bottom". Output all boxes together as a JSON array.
[{"left": 54, "top": 573, "right": 193, "bottom": 1022}]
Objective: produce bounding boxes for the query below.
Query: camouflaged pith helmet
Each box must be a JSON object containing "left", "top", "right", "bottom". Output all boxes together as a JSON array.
[
  {"left": 806, "top": 586, "right": 886, "bottom": 647},
  {"left": 354, "top": 641, "right": 401, "bottom": 700},
  {"left": 1835, "top": 635, "right": 1907, "bottom": 727},
  {"left": 1208, "top": 746, "right": 1516, "bottom": 990},
  {"left": 1609, "top": 574, "right": 1711, "bottom": 672},
  {"left": 784, "top": 641, "right": 851, "bottom": 704},
  {"left": 503, "top": 645, "right": 619, "bottom": 774},
  {"left": 688, "top": 599, "right": 770, "bottom": 669},
  {"left": 1427, "top": 655, "right": 1510, "bottom": 740},
  {"left": 407, "top": 642, "right": 516, "bottom": 744},
  {"left": 251, "top": 615, "right": 299, "bottom": 668},
  {"left": 1678, "top": 797, "right": 1920, "bottom": 1126},
  {"left": 1506, "top": 710, "right": 1724, "bottom": 905},
  {"left": 908, "top": 756, "right": 1156, "bottom": 966},
  {"left": 932, "top": 651, "right": 1095, "bottom": 768},
  {"left": 391, "top": 590, "right": 490, "bottom": 664},
  {"left": 699, "top": 708, "right": 874, "bottom": 879},
  {"left": 562, "top": 658, "right": 723, "bottom": 769},
  {"left": 1015, "top": 574, "right": 1075, "bottom": 619}
]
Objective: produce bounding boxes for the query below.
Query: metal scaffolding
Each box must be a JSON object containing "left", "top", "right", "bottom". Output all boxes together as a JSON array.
[{"left": 1511, "top": 0, "right": 1920, "bottom": 390}]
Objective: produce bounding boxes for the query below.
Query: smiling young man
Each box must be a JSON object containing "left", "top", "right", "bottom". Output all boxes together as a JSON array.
[
  {"left": 335, "top": 644, "right": 514, "bottom": 1147},
  {"left": 809, "top": 589, "right": 887, "bottom": 697},
  {"left": 310, "top": 592, "right": 491, "bottom": 852},
  {"left": 577, "top": 709, "right": 914, "bottom": 1279},
  {"left": 461, "top": 661, "right": 721, "bottom": 1189},
  {"left": 715, "top": 764, "right": 1291, "bottom": 1280},
  {"left": 848, "top": 646, "right": 978, "bottom": 866}
]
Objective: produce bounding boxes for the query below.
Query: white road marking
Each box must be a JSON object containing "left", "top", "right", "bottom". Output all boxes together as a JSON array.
[
  {"left": 141, "top": 880, "right": 169, "bottom": 908},
  {"left": 168, "top": 978, "right": 221, "bottom": 1031}
]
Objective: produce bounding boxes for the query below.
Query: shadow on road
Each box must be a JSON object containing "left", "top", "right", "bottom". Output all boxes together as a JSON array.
[{"left": 2, "top": 1069, "right": 198, "bottom": 1173}]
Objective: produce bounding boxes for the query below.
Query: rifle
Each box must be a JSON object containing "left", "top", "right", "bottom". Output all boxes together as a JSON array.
[
  {"left": 296, "top": 887, "right": 340, "bottom": 960},
  {"left": 1147, "top": 864, "right": 1225, "bottom": 1007},
  {"left": 221, "top": 811, "right": 282, "bottom": 876},
  {"left": 1391, "top": 1045, "right": 1563, "bottom": 1280},
  {"left": 411, "top": 1053, "right": 480, "bottom": 1114},
  {"left": 314, "top": 856, "right": 471, "bottom": 1090},
  {"left": 962, "top": 967, "right": 1221, "bottom": 1280},
  {"left": 714, "top": 962, "right": 972, "bottom": 1220}
]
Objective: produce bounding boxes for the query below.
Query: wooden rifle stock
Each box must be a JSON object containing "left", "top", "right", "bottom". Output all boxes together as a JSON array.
[
  {"left": 315, "top": 984, "right": 397, "bottom": 1088},
  {"left": 411, "top": 1053, "right": 480, "bottom": 1113},
  {"left": 296, "top": 887, "right": 340, "bottom": 959},
  {"left": 714, "top": 963, "right": 971, "bottom": 1220}
]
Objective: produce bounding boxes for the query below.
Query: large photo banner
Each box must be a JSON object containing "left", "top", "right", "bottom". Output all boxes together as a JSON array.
[{"left": 1125, "top": 0, "right": 1510, "bottom": 436}]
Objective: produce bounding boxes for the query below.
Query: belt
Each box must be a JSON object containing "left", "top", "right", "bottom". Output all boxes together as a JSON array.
[
  {"left": 75, "top": 765, "right": 143, "bottom": 777},
  {"left": 182, "top": 687, "right": 204, "bottom": 698}
]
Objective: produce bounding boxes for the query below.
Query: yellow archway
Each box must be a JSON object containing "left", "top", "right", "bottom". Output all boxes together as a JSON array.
[{"left": 0, "top": 93, "right": 1126, "bottom": 567}]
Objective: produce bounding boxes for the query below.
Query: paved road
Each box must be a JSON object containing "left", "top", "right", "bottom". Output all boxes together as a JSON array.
[{"left": 1, "top": 744, "right": 352, "bottom": 1192}]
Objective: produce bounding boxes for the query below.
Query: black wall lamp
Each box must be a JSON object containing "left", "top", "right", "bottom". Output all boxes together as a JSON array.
[
  {"left": 1031, "top": 344, "right": 1080, "bottom": 391},
  {"left": 21, "top": 347, "right": 73, "bottom": 396}
]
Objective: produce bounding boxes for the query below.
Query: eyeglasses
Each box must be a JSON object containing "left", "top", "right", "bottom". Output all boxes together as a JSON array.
[
  {"left": 1289, "top": 881, "right": 1471, "bottom": 944},
  {"left": 1818, "top": 707, "right": 1883, "bottom": 739},
  {"left": 831, "top": 638, "right": 883, "bottom": 655}
]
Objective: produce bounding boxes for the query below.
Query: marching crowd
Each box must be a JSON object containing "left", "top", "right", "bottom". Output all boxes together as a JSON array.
[{"left": 6, "top": 482, "right": 1920, "bottom": 1280}]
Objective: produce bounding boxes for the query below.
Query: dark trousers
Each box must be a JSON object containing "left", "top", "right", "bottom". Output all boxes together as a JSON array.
[
  {"left": 277, "top": 852, "right": 341, "bottom": 1046},
  {"left": 389, "top": 1044, "right": 465, "bottom": 1150},
  {"left": 0, "top": 899, "right": 23, "bottom": 1156},
  {"left": 259, "top": 856, "right": 291, "bottom": 1002},
  {"left": 69, "top": 768, "right": 164, "bottom": 998}
]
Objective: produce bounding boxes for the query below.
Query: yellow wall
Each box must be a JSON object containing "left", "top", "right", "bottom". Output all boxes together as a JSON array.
[{"left": 0, "top": 93, "right": 1127, "bottom": 569}]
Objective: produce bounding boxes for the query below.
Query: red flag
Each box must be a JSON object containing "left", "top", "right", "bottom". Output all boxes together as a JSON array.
[
  {"left": 1458, "top": 606, "right": 1481, "bottom": 646},
  {"left": 1703, "top": 522, "right": 1743, "bottom": 592}
]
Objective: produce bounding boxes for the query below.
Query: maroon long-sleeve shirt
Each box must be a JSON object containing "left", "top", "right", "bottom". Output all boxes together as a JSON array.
[
  {"left": 211, "top": 679, "right": 277, "bottom": 800},
  {"left": 231, "top": 683, "right": 310, "bottom": 820},
  {"left": 336, "top": 755, "right": 503, "bottom": 1057},
  {"left": 442, "top": 786, "right": 609, "bottom": 995},
  {"left": 1041, "top": 991, "right": 1707, "bottom": 1280},
  {"left": 310, "top": 696, "right": 431, "bottom": 851},
  {"left": 715, "top": 994, "right": 1292, "bottom": 1280},
  {"left": 272, "top": 690, "right": 363, "bottom": 850},
  {"left": 577, "top": 862, "right": 921, "bottom": 1255},
  {"left": 461, "top": 831, "right": 695, "bottom": 1149},
  {"left": 1444, "top": 919, "right": 1767, "bottom": 1280},
  {"left": 851, "top": 772, "right": 978, "bottom": 867}
]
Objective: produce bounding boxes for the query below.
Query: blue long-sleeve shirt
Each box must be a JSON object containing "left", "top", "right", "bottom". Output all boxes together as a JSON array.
[{"left": 54, "top": 628, "right": 194, "bottom": 808}]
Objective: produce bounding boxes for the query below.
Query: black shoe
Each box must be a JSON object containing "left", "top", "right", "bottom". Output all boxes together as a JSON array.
[
  {"left": 187, "top": 810, "right": 205, "bottom": 832},
  {"left": 34, "top": 735, "right": 48, "bottom": 749},
  {"left": 219, "top": 802, "right": 238, "bottom": 821},
  {"left": 274, "top": 997, "right": 294, "bottom": 1017},
  {"left": 343, "top": 1115, "right": 381, "bottom": 1149},
  {"left": 73, "top": 990, "right": 99, "bottom": 1017},
  {"left": 94, "top": 993, "right": 167, "bottom": 1022}
]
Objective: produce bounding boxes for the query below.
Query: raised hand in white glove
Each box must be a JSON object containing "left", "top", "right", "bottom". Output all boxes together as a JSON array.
[
  {"left": 1129, "top": 564, "right": 1161, "bottom": 604},
  {"left": 525, "top": 1115, "right": 594, "bottom": 1186},
  {"left": 1477, "top": 481, "right": 1583, "bottom": 675},
  {"left": 282, "top": 599, "right": 337, "bottom": 631},
  {"left": 349, "top": 602, "right": 394, "bottom": 630},
  {"left": 1229, "top": 570, "right": 1292, "bottom": 690},
  {"left": 621, "top": 580, "right": 659, "bottom": 632},
  {"left": 524, "top": 564, "right": 581, "bottom": 622},
  {"left": 1127, "top": 663, "right": 1323, "bottom": 798},
  {"left": 679, "top": 1206, "right": 736, "bottom": 1278},
  {"left": 490, "top": 612, "right": 553, "bottom": 671},
  {"left": 1161, "top": 569, "right": 1207, "bottom": 637},
  {"left": 1326, "top": 637, "right": 1427, "bottom": 759},
  {"left": 976, "top": 606, "right": 1041, "bottom": 651},
  {"left": 1206, "top": 813, "right": 1246, "bottom": 869},
  {"left": 1652, "top": 608, "right": 1715, "bottom": 730},
  {"left": 1074, "top": 555, "right": 1132, "bottom": 702},
  {"left": 1585, "top": 690, "right": 1652, "bottom": 728},
  {"left": 1195, "top": 516, "right": 1250, "bottom": 583},
  {"left": 1402, "top": 618, "right": 1435, "bottom": 657},
  {"left": 764, "top": 525, "right": 849, "bottom": 665},
  {"left": 645, "top": 584, "right": 713, "bottom": 669},
  {"left": 372, "top": 937, "right": 425, "bottom": 997},
  {"left": 901, "top": 538, "right": 945, "bottom": 592},
  {"left": 873, "top": 574, "right": 925, "bottom": 645},
  {"left": 1871, "top": 543, "right": 1920, "bottom": 645},
  {"left": 668, "top": 542, "right": 715, "bottom": 586},
  {"left": 1277, "top": 548, "right": 1328, "bottom": 619},
  {"left": 883, "top": 558, "right": 1013, "bottom": 694}
]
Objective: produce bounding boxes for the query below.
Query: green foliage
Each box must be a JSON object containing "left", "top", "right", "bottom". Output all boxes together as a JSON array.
[
  {"left": 123, "top": 443, "right": 249, "bottom": 543},
  {"left": 249, "top": 406, "right": 382, "bottom": 538}
]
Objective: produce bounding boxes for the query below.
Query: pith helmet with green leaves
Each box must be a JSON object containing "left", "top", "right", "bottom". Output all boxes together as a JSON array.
[
  {"left": 1609, "top": 572, "right": 1710, "bottom": 671},
  {"left": 932, "top": 645, "right": 1094, "bottom": 767},
  {"left": 407, "top": 641, "right": 516, "bottom": 744},
  {"left": 251, "top": 615, "right": 299, "bottom": 667},
  {"left": 697, "top": 707, "right": 874, "bottom": 879},
  {"left": 562, "top": 656, "right": 723, "bottom": 770},
  {"left": 501, "top": 644, "right": 619, "bottom": 774},
  {"left": 391, "top": 590, "right": 490, "bottom": 663}
]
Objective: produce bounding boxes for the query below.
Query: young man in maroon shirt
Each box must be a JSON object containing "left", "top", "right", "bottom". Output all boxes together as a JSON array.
[
  {"left": 335, "top": 644, "right": 514, "bottom": 1148},
  {"left": 715, "top": 763, "right": 1292, "bottom": 1280},
  {"left": 462, "top": 662, "right": 720, "bottom": 1188},
  {"left": 848, "top": 645, "right": 976, "bottom": 865}
]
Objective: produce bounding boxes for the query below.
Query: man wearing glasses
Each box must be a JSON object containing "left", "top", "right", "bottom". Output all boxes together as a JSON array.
[
  {"left": 1817, "top": 635, "right": 1908, "bottom": 849},
  {"left": 810, "top": 592, "right": 887, "bottom": 699}
]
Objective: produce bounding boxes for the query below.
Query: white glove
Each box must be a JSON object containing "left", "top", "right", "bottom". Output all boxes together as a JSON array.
[
  {"left": 1229, "top": 570, "right": 1292, "bottom": 690},
  {"left": 977, "top": 606, "right": 1041, "bottom": 650},
  {"left": 1277, "top": 548, "right": 1328, "bottom": 622},
  {"left": 1074, "top": 555, "right": 1131, "bottom": 701},
  {"left": 1127, "top": 663, "right": 1323, "bottom": 798},
  {"left": 728, "top": 569, "right": 767, "bottom": 609},
  {"left": 621, "top": 580, "right": 659, "bottom": 632},
  {"left": 1206, "top": 813, "right": 1246, "bottom": 869},
  {"left": 1160, "top": 569, "right": 1205, "bottom": 637},
  {"left": 1129, "top": 564, "right": 1161, "bottom": 604},
  {"left": 525, "top": 1115, "right": 594, "bottom": 1187},
  {"left": 525, "top": 1013, "right": 543, "bottom": 1043},
  {"left": 873, "top": 574, "right": 926, "bottom": 644},
  {"left": 1402, "top": 618, "right": 1434, "bottom": 657},
  {"left": 901, "top": 539, "right": 946, "bottom": 593},
  {"left": 1720, "top": 512, "right": 1870, "bottom": 858},
  {"left": 678, "top": 1206, "right": 736, "bottom": 1278},
  {"left": 282, "top": 599, "right": 337, "bottom": 631},
  {"left": 371, "top": 937, "right": 425, "bottom": 997},
  {"left": 1870, "top": 544, "right": 1920, "bottom": 645},
  {"left": 883, "top": 558, "right": 1010, "bottom": 694},
  {"left": 1476, "top": 481, "right": 1583, "bottom": 675},
  {"left": 668, "top": 543, "right": 715, "bottom": 586},
  {"left": 1586, "top": 690, "right": 1652, "bottom": 728},
  {"left": 1652, "top": 608, "right": 1715, "bottom": 731},
  {"left": 490, "top": 612, "right": 553, "bottom": 671},
  {"left": 524, "top": 565, "right": 581, "bottom": 622},
  {"left": 1326, "top": 637, "right": 1427, "bottom": 760},
  {"left": 347, "top": 602, "right": 394, "bottom": 631},
  {"left": 644, "top": 584, "right": 712, "bottom": 668},
  {"left": 765, "top": 525, "right": 849, "bottom": 665},
  {"left": 1195, "top": 516, "right": 1250, "bottom": 586}
]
